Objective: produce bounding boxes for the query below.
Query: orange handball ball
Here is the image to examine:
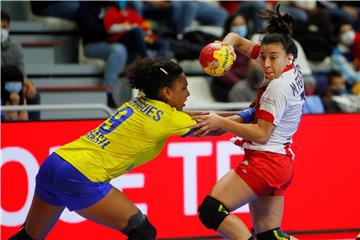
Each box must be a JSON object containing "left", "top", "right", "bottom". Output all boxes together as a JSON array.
[{"left": 199, "top": 42, "right": 236, "bottom": 77}]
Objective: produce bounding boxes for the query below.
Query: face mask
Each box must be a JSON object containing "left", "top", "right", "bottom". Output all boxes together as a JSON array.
[
  {"left": 5, "top": 82, "right": 23, "bottom": 93},
  {"left": 1, "top": 28, "right": 9, "bottom": 43},
  {"left": 231, "top": 25, "right": 248, "bottom": 38},
  {"left": 118, "top": 0, "right": 127, "bottom": 10},
  {"left": 332, "top": 87, "right": 347, "bottom": 96},
  {"left": 340, "top": 30, "right": 355, "bottom": 46}
]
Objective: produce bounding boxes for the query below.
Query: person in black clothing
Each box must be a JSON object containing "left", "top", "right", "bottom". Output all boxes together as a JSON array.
[
  {"left": 30, "top": 1, "right": 80, "bottom": 21},
  {"left": 76, "top": 2, "right": 131, "bottom": 108},
  {"left": 1, "top": 65, "right": 41, "bottom": 121}
]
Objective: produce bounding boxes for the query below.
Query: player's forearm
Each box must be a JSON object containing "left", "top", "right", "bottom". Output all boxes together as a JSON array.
[
  {"left": 226, "top": 114, "right": 243, "bottom": 123},
  {"left": 219, "top": 118, "right": 269, "bottom": 144},
  {"left": 222, "top": 32, "right": 255, "bottom": 57},
  {"left": 184, "top": 111, "right": 238, "bottom": 117}
]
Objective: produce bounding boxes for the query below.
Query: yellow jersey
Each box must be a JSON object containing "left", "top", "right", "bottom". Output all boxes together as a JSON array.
[{"left": 55, "top": 96, "right": 196, "bottom": 182}]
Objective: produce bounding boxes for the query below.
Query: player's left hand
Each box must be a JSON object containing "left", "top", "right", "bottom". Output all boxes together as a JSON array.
[{"left": 192, "top": 111, "right": 224, "bottom": 136}]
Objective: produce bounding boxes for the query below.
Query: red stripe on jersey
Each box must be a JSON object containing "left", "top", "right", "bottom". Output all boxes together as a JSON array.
[
  {"left": 284, "top": 143, "right": 294, "bottom": 159},
  {"left": 256, "top": 110, "right": 274, "bottom": 124},
  {"left": 233, "top": 138, "right": 246, "bottom": 147},
  {"left": 282, "top": 64, "right": 294, "bottom": 73},
  {"left": 250, "top": 44, "right": 261, "bottom": 59}
]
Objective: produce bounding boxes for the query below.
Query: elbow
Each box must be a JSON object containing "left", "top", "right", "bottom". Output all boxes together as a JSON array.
[
  {"left": 255, "top": 132, "right": 271, "bottom": 145},
  {"left": 256, "top": 138, "right": 268, "bottom": 145}
]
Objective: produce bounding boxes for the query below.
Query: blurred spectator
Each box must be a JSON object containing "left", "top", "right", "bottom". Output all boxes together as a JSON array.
[
  {"left": 324, "top": 71, "right": 360, "bottom": 113},
  {"left": 133, "top": 1, "right": 227, "bottom": 35},
  {"left": 292, "top": 7, "right": 334, "bottom": 62},
  {"left": 302, "top": 75, "right": 325, "bottom": 114},
  {"left": 237, "top": 1, "right": 267, "bottom": 33},
  {"left": 210, "top": 13, "right": 251, "bottom": 102},
  {"left": 1, "top": 11, "right": 25, "bottom": 74},
  {"left": 30, "top": 1, "right": 80, "bottom": 21},
  {"left": 76, "top": 2, "right": 130, "bottom": 108},
  {"left": 318, "top": 1, "right": 360, "bottom": 31},
  {"left": 332, "top": 22, "right": 360, "bottom": 85},
  {"left": 1, "top": 11, "right": 41, "bottom": 120},
  {"left": 103, "top": 4, "right": 170, "bottom": 58},
  {"left": 321, "top": 71, "right": 347, "bottom": 113},
  {"left": 1, "top": 65, "right": 41, "bottom": 121},
  {"left": 171, "top": 29, "right": 218, "bottom": 61},
  {"left": 228, "top": 62, "right": 263, "bottom": 102},
  {"left": 280, "top": 2, "right": 310, "bottom": 23}
]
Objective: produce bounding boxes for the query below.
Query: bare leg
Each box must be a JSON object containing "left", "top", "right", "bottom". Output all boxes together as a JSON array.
[
  {"left": 209, "top": 170, "right": 257, "bottom": 240},
  {"left": 76, "top": 187, "right": 139, "bottom": 231},
  {"left": 24, "top": 194, "right": 65, "bottom": 239},
  {"left": 249, "top": 195, "right": 284, "bottom": 234}
]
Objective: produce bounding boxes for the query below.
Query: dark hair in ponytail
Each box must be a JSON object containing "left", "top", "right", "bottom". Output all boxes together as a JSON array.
[{"left": 260, "top": 5, "right": 298, "bottom": 58}]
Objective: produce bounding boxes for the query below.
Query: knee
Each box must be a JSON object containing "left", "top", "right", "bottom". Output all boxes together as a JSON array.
[
  {"left": 197, "top": 196, "right": 230, "bottom": 231},
  {"left": 121, "top": 211, "right": 156, "bottom": 240},
  {"left": 256, "top": 228, "right": 291, "bottom": 240},
  {"left": 109, "top": 44, "right": 128, "bottom": 63},
  {"left": 128, "top": 28, "right": 145, "bottom": 39},
  {"left": 110, "top": 44, "right": 127, "bottom": 56}
]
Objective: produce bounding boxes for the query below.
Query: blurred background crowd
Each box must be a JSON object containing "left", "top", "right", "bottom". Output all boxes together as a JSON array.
[{"left": 1, "top": 0, "right": 360, "bottom": 121}]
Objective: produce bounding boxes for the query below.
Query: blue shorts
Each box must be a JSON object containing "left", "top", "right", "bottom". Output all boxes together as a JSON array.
[{"left": 35, "top": 152, "right": 112, "bottom": 211}]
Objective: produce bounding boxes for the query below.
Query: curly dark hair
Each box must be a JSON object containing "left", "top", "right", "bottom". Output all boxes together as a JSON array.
[
  {"left": 260, "top": 5, "right": 298, "bottom": 58},
  {"left": 126, "top": 57, "right": 183, "bottom": 100}
]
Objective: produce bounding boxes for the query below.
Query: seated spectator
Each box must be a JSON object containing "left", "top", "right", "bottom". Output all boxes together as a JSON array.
[
  {"left": 236, "top": 1, "right": 267, "bottom": 33},
  {"left": 1, "top": 65, "right": 41, "bottom": 121},
  {"left": 229, "top": 62, "right": 263, "bottom": 102},
  {"left": 76, "top": 2, "right": 130, "bottom": 108},
  {"left": 303, "top": 75, "right": 325, "bottom": 114},
  {"left": 132, "top": 1, "right": 227, "bottom": 35},
  {"left": 210, "top": 13, "right": 251, "bottom": 102},
  {"left": 318, "top": 1, "right": 360, "bottom": 32},
  {"left": 1, "top": 11, "right": 41, "bottom": 120},
  {"left": 331, "top": 22, "right": 360, "bottom": 86},
  {"left": 292, "top": 7, "right": 335, "bottom": 62},
  {"left": 321, "top": 70, "right": 348, "bottom": 113},
  {"left": 30, "top": 1, "right": 80, "bottom": 21},
  {"left": 1, "top": 11, "right": 25, "bottom": 74},
  {"left": 103, "top": 4, "right": 170, "bottom": 58}
]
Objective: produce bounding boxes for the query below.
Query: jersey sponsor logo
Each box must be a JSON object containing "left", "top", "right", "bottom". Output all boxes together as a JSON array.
[{"left": 129, "top": 97, "right": 164, "bottom": 121}]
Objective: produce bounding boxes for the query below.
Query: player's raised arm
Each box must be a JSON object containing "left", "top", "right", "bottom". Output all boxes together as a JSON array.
[{"left": 222, "top": 32, "right": 258, "bottom": 58}]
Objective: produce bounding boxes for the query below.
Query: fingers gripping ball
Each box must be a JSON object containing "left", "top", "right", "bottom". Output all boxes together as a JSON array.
[{"left": 199, "top": 42, "right": 236, "bottom": 77}]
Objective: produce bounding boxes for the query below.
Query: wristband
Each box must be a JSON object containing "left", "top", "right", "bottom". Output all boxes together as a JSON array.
[{"left": 236, "top": 107, "right": 255, "bottom": 123}]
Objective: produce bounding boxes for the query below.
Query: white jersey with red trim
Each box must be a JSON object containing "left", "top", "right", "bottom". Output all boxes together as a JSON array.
[{"left": 243, "top": 64, "right": 305, "bottom": 157}]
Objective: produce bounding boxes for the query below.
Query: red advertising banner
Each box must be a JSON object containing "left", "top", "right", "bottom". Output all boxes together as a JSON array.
[{"left": 1, "top": 114, "right": 360, "bottom": 239}]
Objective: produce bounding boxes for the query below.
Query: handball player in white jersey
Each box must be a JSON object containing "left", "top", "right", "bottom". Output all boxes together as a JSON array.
[{"left": 194, "top": 6, "right": 304, "bottom": 240}]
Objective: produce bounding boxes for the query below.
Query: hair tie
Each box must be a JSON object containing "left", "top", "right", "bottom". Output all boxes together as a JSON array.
[{"left": 159, "top": 67, "right": 168, "bottom": 75}]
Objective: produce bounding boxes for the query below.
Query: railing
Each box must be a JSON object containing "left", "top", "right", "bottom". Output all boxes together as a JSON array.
[
  {"left": 1, "top": 104, "right": 114, "bottom": 117},
  {"left": 185, "top": 102, "right": 251, "bottom": 111},
  {"left": 1, "top": 102, "right": 251, "bottom": 120}
]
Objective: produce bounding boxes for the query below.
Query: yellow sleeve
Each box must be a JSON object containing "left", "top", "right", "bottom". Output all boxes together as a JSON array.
[{"left": 168, "top": 110, "right": 197, "bottom": 137}]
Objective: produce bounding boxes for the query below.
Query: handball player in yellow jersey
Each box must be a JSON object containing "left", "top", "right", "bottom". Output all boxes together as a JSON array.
[{"left": 9, "top": 58, "right": 197, "bottom": 240}]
